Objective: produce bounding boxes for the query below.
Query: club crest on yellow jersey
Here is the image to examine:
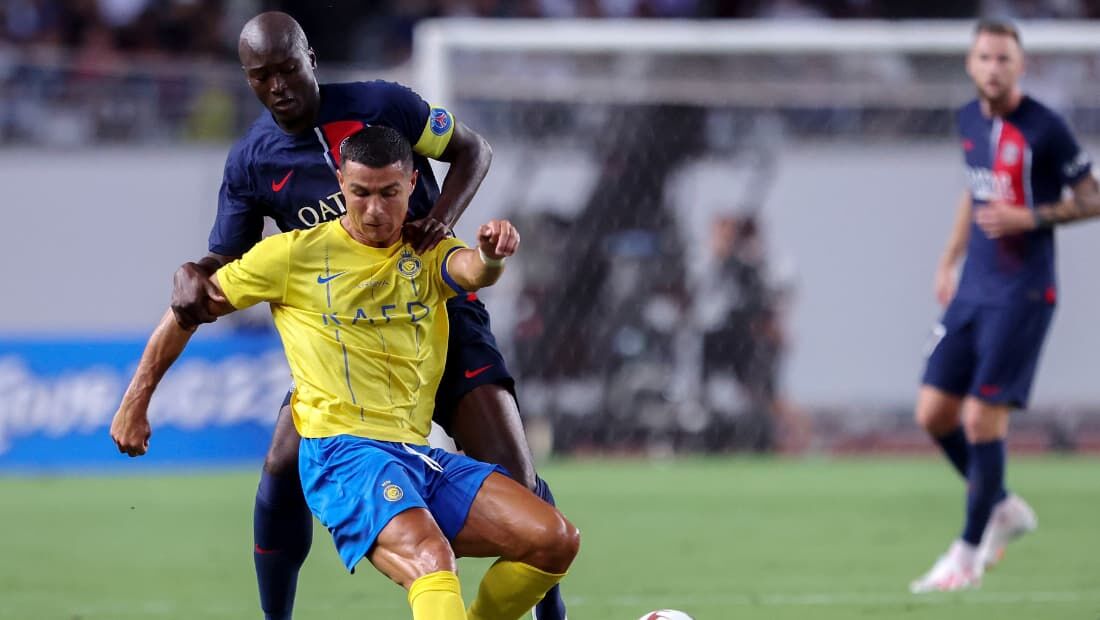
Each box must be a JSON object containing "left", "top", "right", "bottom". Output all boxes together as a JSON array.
[{"left": 397, "top": 249, "right": 422, "bottom": 279}]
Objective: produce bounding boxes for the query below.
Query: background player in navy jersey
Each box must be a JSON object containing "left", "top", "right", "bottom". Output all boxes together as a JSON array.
[
  {"left": 911, "top": 19, "right": 1100, "bottom": 593},
  {"left": 169, "top": 12, "right": 569, "bottom": 620}
]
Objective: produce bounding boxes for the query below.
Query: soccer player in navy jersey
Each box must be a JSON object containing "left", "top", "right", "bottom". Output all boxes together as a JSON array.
[
  {"left": 169, "top": 12, "right": 568, "bottom": 619},
  {"left": 911, "top": 19, "right": 1100, "bottom": 593}
]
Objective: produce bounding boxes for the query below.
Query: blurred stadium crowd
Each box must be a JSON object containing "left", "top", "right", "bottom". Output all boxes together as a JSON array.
[
  {"left": 4, "top": 0, "right": 1100, "bottom": 146},
  {"left": 6, "top": 1, "right": 1100, "bottom": 63}
]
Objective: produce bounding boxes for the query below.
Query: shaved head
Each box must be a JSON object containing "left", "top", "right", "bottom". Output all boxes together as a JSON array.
[
  {"left": 237, "top": 11, "right": 320, "bottom": 133},
  {"left": 238, "top": 11, "right": 309, "bottom": 62}
]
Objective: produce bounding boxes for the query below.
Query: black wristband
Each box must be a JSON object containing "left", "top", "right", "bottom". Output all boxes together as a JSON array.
[{"left": 1033, "top": 211, "right": 1055, "bottom": 229}]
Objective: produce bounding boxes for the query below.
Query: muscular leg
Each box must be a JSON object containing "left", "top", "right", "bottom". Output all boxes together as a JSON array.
[
  {"left": 451, "top": 384, "right": 536, "bottom": 488},
  {"left": 368, "top": 509, "right": 465, "bottom": 619},
  {"left": 452, "top": 472, "right": 581, "bottom": 620},
  {"left": 254, "top": 403, "right": 312, "bottom": 620},
  {"left": 960, "top": 397, "right": 1010, "bottom": 546},
  {"left": 450, "top": 383, "right": 568, "bottom": 618},
  {"left": 915, "top": 385, "right": 969, "bottom": 478}
]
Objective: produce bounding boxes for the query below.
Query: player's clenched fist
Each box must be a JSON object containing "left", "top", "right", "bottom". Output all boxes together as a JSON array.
[
  {"left": 477, "top": 219, "right": 519, "bottom": 261},
  {"left": 110, "top": 400, "right": 152, "bottom": 457}
]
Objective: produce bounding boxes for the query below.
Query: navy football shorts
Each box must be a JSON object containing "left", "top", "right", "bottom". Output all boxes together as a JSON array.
[
  {"left": 433, "top": 294, "right": 516, "bottom": 432},
  {"left": 922, "top": 299, "right": 1054, "bottom": 408}
]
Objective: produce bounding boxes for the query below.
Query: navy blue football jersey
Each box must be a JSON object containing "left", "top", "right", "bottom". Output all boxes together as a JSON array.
[
  {"left": 209, "top": 81, "right": 457, "bottom": 257},
  {"left": 956, "top": 96, "right": 1091, "bottom": 305}
]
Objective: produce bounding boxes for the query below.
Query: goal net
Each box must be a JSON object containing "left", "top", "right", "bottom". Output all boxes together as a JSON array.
[{"left": 413, "top": 20, "right": 1100, "bottom": 455}]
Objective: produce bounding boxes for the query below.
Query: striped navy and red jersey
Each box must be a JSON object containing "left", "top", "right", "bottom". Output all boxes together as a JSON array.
[
  {"left": 209, "top": 81, "right": 456, "bottom": 257},
  {"left": 956, "top": 96, "right": 1091, "bottom": 306}
]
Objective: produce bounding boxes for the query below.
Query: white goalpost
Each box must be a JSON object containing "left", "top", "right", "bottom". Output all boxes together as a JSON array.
[
  {"left": 414, "top": 20, "right": 1100, "bottom": 107},
  {"left": 410, "top": 19, "right": 1100, "bottom": 450}
]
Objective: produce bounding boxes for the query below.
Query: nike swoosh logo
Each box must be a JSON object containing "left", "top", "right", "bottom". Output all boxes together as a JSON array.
[
  {"left": 271, "top": 170, "right": 293, "bottom": 192},
  {"left": 254, "top": 544, "right": 280, "bottom": 555},
  {"left": 464, "top": 364, "right": 493, "bottom": 379},
  {"left": 317, "top": 271, "right": 347, "bottom": 284}
]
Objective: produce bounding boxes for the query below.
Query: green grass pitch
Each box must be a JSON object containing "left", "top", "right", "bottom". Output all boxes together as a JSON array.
[{"left": 1, "top": 457, "right": 1098, "bottom": 619}]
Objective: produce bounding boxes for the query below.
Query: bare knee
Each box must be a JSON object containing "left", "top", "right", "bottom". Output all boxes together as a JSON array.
[
  {"left": 372, "top": 513, "right": 457, "bottom": 589},
  {"left": 398, "top": 537, "right": 457, "bottom": 588},
  {"left": 525, "top": 513, "right": 580, "bottom": 575},
  {"left": 915, "top": 387, "right": 961, "bottom": 436},
  {"left": 914, "top": 406, "right": 948, "bottom": 435},
  {"left": 962, "top": 399, "right": 1010, "bottom": 442}
]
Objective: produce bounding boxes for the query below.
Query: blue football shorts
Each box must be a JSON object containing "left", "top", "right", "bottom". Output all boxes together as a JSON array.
[{"left": 298, "top": 435, "right": 505, "bottom": 572}]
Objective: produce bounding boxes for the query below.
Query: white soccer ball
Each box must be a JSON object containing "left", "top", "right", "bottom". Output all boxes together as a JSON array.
[{"left": 637, "top": 611, "right": 694, "bottom": 620}]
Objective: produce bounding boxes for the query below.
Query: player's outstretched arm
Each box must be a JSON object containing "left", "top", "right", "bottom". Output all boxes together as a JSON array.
[
  {"left": 111, "top": 281, "right": 236, "bottom": 457},
  {"left": 171, "top": 251, "right": 239, "bottom": 329},
  {"left": 405, "top": 122, "right": 493, "bottom": 253},
  {"left": 935, "top": 191, "right": 972, "bottom": 306},
  {"left": 447, "top": 219, "right": 519, "bottom": 292}
]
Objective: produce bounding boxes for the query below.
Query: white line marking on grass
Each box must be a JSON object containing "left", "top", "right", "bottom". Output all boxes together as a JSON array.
[
  {"left": 63, "top": 591, "right": 1098, "bottom": 616},
  {"left": 67, "top": 599, "right": 410, "bottom": 617},
  {"left": 568, "top": 590, "right": 1099, "bottom": 608}
]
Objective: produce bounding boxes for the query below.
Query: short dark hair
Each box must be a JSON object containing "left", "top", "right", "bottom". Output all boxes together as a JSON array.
[
  {"left": 339, "top": 126, "right": 413, "bottom": 171},
  {"left": 974, "top": 18, "right": 1022, "bottom": 46}
]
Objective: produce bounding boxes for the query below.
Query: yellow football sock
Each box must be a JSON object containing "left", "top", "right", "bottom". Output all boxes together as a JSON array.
[
  {"left": 467, "top": 560, "right": 566, "bottom": 620},
  {"left": 408, "top": 570, "right": 466, "bottom": 620}
]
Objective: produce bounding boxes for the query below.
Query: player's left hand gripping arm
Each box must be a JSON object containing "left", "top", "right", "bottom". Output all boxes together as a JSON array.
[
  {"left": 407, "top": 122, "right": 493, "bottom": 253},
  {"left": 110, "top": 286, "right": 236, "bottom": 457},
  {"left": 447, "top": 220, "right": 520, "bottom": 291}
]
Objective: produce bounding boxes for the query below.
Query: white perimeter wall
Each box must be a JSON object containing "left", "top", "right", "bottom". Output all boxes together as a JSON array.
[{"left": 3, "top": 142, "right": 1099, "bottom": 407}]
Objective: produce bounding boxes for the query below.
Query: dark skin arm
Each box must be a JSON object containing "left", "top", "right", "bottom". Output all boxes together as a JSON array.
[
  {"left": 403, "top": 121, "right": 494, "bottom": 253},
  {"left": 171, "top": 252, "right": 238, "bottom": 329}
]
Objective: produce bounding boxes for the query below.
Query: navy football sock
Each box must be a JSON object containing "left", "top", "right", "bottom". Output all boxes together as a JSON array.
[
  {"left": 532, "top": 476, "right": 568, "bottom": 620},
  {"left": 961, "top": 439, "right": 1006, "bottom": 546},
  {"left": 254, "top": 471, "right": 313, "bottom": 620},
  {"left": 934, "top": 426, "right": 970, "bottom": 479}
]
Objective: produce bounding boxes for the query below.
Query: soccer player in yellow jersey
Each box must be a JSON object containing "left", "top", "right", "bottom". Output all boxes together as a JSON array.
[{"left": 110, "top": 126, "right": 579, "bottom": 620}]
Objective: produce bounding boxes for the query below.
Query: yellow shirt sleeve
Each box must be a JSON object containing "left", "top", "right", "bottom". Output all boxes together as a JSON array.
[
  {"left": 435, "top": 237, "right": 469, "bottom": 298},
  {"left": 216, "top": 232, "right": 291, "bottom": 309},
  {"left": 412, "top": 105, "right": 456, "bottom": 159}
]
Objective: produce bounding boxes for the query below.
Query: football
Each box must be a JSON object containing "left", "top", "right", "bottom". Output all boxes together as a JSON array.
[{"left": 638, "top": 611, "right": 695, "bottom": 620}]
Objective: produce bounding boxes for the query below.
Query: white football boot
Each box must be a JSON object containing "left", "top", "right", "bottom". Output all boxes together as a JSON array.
[
  {"left": 977, "top": 494, "right": 1038, "bottom": 570},
  {"left": 909, "top": 540, "right": 982, "bottom": 593}
]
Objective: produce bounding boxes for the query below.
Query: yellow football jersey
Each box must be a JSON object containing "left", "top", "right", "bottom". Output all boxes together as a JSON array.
[{"left": 217, "top": 220, "right": 467, "bottom": 444}]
